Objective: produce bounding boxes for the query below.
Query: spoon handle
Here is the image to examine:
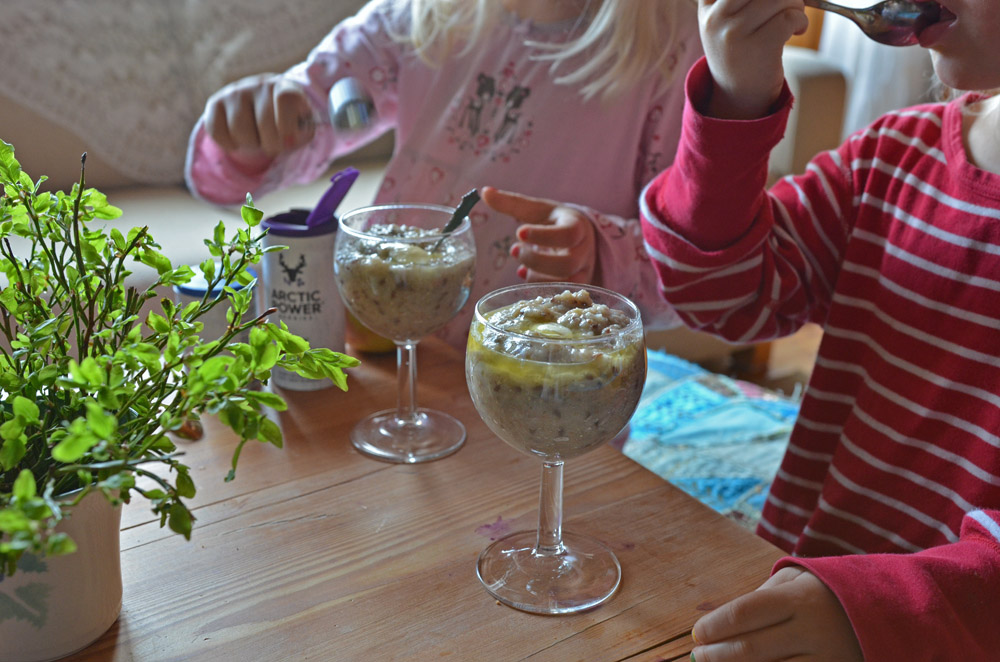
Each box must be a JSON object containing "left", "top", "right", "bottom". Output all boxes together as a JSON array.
[
  {"left": 432, "top": 189, "right": 480, "bottom": 252},
  {"left": 802, "top": 0, "right": 859, "bottom": 21}
]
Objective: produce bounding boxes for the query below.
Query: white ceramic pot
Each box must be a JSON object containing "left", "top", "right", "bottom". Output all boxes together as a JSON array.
[{"left": 0, "top": 489, "right": 123, "bottom": 662}]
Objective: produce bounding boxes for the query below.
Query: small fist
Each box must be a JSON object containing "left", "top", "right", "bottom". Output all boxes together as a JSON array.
[
  {"left": 691, "top": 567, "right": 863, "bottom": 662},
  {"left": 204, "top": 73, "right": 316, "bottom": 162}
]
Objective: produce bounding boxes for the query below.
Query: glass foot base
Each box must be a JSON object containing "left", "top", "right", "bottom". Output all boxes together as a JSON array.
[
  {"left": 350, "top": 409, "right": 465, "bottom": 463},
  {"left": 477, "top": 530, "right": 621, "bottom": 615}
]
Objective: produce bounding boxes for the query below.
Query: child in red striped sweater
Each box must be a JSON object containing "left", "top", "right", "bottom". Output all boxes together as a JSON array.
[{"left": 638, "top": 0, "right": 1000, "bottom": 660}]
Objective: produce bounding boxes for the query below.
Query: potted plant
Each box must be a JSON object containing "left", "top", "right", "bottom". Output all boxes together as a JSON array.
[{"left": 0, "top": 139, "right": 358, "bottom": 660}]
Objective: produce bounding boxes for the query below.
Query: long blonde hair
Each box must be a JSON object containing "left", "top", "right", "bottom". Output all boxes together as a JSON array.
[{"left": 388, "top": 0, "right": 689, "bottom": 101}]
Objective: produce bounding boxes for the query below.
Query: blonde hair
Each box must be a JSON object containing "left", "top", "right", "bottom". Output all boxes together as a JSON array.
[{"left": 388, "top": 0, "right": 688, "bottom": 101}]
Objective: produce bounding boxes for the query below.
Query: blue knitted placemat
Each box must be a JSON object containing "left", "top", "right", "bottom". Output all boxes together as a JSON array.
[{"left": 622, "top": 350, "right": 799, "bottom": 530}]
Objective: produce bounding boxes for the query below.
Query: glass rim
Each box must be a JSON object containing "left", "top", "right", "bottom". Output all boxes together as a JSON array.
[
  {"left": 338, "top": 203, "right": 472, "bottom": 241},
  {"left": 473, "top": 282, "right": 643, "bottom": 345}
]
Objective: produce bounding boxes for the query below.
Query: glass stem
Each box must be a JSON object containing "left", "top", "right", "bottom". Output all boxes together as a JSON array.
[
  {"left": 535, "top": 460, "right": 565, "bottom": 555},
  {"left": 396, "top": 341, "right": 418, "bottom": 423}
]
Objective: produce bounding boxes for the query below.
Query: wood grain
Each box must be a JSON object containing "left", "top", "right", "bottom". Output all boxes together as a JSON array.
[{"left": 68, "top": 339, "right": 782, "bottom": 661}]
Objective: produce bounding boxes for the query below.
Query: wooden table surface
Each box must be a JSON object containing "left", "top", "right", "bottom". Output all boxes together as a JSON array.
[{"left": 69, "top": 339, "right": 782, "bottom": 662}]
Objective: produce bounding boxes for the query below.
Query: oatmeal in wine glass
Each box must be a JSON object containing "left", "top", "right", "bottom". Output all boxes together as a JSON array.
[
  {"left": 466, "top": 284, "right": 646, "bottom": 614},
  {"left": 335, "top": 203, "right": 475, "bottom": 463}
]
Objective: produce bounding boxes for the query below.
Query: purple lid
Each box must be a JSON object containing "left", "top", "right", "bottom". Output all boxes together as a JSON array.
[{"left": 262, "top": 208, "right": 338, "bottom": 237}]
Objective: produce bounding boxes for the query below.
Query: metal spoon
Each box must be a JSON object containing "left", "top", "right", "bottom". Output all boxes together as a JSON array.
[
  {"left": 432, "top": 189, "right": 480, "bottom": 252},
  {"left": 803, "top": 0, "right": 941, "bottom": 47}
]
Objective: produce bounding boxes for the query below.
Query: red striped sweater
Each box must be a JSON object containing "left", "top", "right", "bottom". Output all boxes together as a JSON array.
[{"left": 640, "top": 58, "right": 1000, "bottom": 660}]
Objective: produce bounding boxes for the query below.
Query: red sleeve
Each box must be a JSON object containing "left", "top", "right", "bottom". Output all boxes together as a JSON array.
[
  {"left": 776, "top": 510, "right": 1000, "bottom": 661},
  {"left": 639, "top": 56, "right": 853, "bottom": 343}
]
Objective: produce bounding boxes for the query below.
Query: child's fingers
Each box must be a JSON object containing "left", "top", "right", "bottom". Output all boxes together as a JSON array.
[
  {"left": 223, "top": 91, "right": 264, "bottom": 151},
  {"left": 517, "top": 209, "right": 588, "bottom": 248},
  {"left": 481, "top": 186, "right": 558, "bottom": 224},
  {"left": 274, "top": 80, "right": 315, "bottom": 152},
  {"left": 691, "top": 624, "right": 799, "bottom": 662},
  {"left": 255, "top": 86, "right": 281, "bottom": 156},
  {"left": 517, "top": 223, "right": 581, "bottom": 249},
  {"left": 205, "top": 97, "right": 238, "bottom": 151},
  {"left": 514, "top": 245, "right": 591, "bottom": 282},
  {"left": 519, "top": 264, "right": 591, "bottom": 284},
  {"left": 692, "top": 585, "right": 795, "bottom": 646},
  {"left": 518, "top": 266, "right": 566, "bottom": 283}
]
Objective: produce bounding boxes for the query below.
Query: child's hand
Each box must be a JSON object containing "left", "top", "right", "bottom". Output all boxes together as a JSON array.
[
  {"left": 481, "top": 186, "right": 596, "bottom": 283},
  {"left": 697, "top": 0, "right": 809, "bottom": 119},
  {"left": 204, "top": 73, "right": 316, "bottom": 171},
  {"left": 691, "top": 567, "right": 863, "bottom": 662}
]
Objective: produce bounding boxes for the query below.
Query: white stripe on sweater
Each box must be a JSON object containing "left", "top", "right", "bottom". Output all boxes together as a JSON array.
[
  {"left": 767, "top": 492, "right": 815, "bottom": 519},
  {"left": 840, "top": 261, "right": 1000, "bottom": 331},
  {"left": 828, "top": 464, "right": 961, "bottom": 543},
  {"left": 656, "top": 254, "right": 762, "bottom": 293},
  {"left": 853, "top": 228, "right": 1000, "bottom": 293},
  {"left": 802, "top": 525, "right": 867, "bottom": 554},
  {"left": 840, "top": 434, "right": 979, "bottom": 515},
  {"left": 852, "top": 408, "right": 1000, "bottom": 486},
  {"left": 776, "top": 467, "right": 824, "bottom": 492},
  {"left": 821, "top": 324, "right": 1000, "bottom": 410},
  {"left": 968, "top": 510, "right": 1000, "bottom": 543},
  {"left": 831, "top": 292, "right": 1000, "bottom": 368},
  {"left": 817, "top": 354, "right": 1000, "bottom": 449},
  {"left": 758, "top": 514, "right": 801, "bottom": 546},
  {"left": 866, "top": 158, "right": 1000, "bottom": 221},
  {"left": 773, "top": 195, "right": 833, "bottom": 296},
  {"left": 862, "top": 193, "right": 1000, "bottom": 254},
  {"left": 817, "top": 496, "right": 923, "bottom": 552}
]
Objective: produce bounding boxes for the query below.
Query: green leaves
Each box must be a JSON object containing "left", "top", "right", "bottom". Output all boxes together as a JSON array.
[
  {"left": 0, "top": 140, "right": 358, "bottom": 575},
  {"left": 12, "top": 469, "right": 35, "bottom": 501},
  {"left": 0, "top": 140, "right": 21, "bottom": 182}
]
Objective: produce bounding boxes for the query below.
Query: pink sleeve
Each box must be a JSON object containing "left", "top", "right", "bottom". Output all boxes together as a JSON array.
[
  {"left": 639, "top": 57, "right": 853, "bottom": 343},
  {"left": 184, "top": 0, "right": 401, "bottom": 206},
  {"left": 776, "top": 510, "right": 1000, "bottom": 661},
  {"left": 568, "top": 205, "right": 682, "bottom": 331},
  {"left": 185, "top": 125, "right": 271, "bottom": 206}
]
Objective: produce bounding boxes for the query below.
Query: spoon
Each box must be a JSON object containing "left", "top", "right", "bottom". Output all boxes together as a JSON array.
[
  {"left": 432, "top": 189, "right": 480, "bottom": 252},
  {"left": 803, "top": 0, "right": 941, "bottom": 46}
]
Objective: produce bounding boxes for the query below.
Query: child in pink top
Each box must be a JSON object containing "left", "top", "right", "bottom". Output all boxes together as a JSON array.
[
  {"left": 640, "top": 0, "right": 1000, "bottom": 659},
  {"left": 185, "top": 0, "right": 702, "bottom": 348}
]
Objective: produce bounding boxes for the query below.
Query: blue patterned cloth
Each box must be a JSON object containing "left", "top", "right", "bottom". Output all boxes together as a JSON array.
[{"left": 622, "top": 350, "right": 800, "bottom": 530}]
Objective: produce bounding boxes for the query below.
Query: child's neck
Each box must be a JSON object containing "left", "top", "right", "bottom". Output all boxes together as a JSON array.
[
  {"left": 501, "top": 0, "right": 588, "bottom": 24},
  {"left": 964, "top": 95, "right": 1000, "bottom": 175}
]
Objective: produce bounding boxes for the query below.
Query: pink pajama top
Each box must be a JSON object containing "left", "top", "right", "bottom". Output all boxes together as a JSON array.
[{"left": 186, "top": 0, "right": 703, "bottom": 348}]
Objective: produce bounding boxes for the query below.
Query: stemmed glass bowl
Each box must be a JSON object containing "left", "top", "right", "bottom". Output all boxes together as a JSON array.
[
  {"left": 334, "top": 204, "right": 476, "bottom": 463},
  {"left": 466, "top": 283, "right": 647, "bottom": 614}
]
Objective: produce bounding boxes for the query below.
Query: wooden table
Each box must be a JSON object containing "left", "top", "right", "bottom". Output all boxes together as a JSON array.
[{"left": 69, "top": 339, "right": 782, "bottom": 662}]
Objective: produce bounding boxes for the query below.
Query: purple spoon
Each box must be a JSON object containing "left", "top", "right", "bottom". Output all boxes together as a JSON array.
[{"left": 305, "top": 167, "right": 360, "bottom": 228}]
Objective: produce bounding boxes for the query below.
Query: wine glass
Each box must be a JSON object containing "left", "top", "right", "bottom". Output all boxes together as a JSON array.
[
  {"left": 334, "top": 204, "right": 476, "bottom": 463},
  {"left": 466, "top": 283, "right": 647, "bottom": 614}
]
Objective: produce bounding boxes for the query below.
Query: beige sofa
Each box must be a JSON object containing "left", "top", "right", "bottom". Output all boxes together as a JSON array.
[{"left": 0, "top": 0, "right": 844, "bottom": 363}]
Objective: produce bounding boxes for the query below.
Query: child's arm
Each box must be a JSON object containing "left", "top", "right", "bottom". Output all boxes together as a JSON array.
[
  {"left": 691, "top": 509, "right": 1000, "bottom": 661},
  {"left": 185, "top": 0, "right": 400, "bottom": 205},
  {"left": 640, "top": 54, "right": 853, "bottom": 342}
]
